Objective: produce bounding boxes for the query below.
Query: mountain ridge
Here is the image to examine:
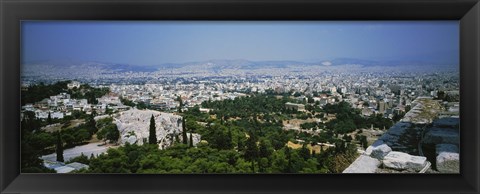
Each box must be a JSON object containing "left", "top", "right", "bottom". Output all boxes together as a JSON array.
[{"left": 22, "top": 57, "right": 459, "bottom": 73}]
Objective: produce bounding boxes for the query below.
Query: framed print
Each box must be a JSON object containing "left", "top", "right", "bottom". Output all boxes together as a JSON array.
[{"left": 1, "top": 0, "right": 479, "bottom": 193}]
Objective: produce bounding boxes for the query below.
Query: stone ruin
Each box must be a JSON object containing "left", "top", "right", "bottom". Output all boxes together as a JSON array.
[{"left": 343, "top": 97, "right": 459, "bottom": 173}]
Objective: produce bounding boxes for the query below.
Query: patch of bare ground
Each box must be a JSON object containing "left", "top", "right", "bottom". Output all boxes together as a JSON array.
[
  {"left": 287, "top": 141, "right": 326, "bottom": 154},
  {"left": 42, "top": 119, "right": 86, "bottom": 133}
]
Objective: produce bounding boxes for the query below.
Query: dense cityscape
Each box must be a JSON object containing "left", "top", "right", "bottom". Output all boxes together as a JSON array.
[
  {"left": 22, "top": 64, "right": 459, "bottom": 122},
  {"left": 21, "top": 61, "right": 460, "bottom": 173}
]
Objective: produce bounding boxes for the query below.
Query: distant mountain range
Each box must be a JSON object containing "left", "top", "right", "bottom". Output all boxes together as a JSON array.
[
  {"left": 156, "top": 57, "right": 458, "bottom": 70},
  {"left": 22, "top": 55, "right": 458, "bottom": 74},
  {"left": 22, "top": 60, "right": 158, "bottom": 73}
]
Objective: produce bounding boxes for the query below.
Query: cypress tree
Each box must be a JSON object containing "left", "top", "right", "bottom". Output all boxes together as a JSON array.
[
  {"left": 182, "top": 118, "right": 188, "bottom": 144},
  {"left": 105, "top": 105, "right": 110, "bottom": 114},
  {"left": 149, "top": 115, "right": 157, "bottom": 144},
  {"left": 177, "top": 96, "right": 183, "bottom": 113},
  {"left": 56, "top": 132, "right": 64, "bottom": 162},
  {"left": 47, "top": 112, "right": 52, "bottom": 124},
  {"left": 189, "top": 132, "right": 193, "bottom": 147}
]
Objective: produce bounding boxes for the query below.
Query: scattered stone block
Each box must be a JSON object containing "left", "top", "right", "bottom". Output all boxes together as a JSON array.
[
  {"left": 54, "top": 166, "right": 76, "bottom": 173},
  {"left": 383, "top": 151, "right": 427, "bottom": 171},
  {"left": 436, "top": 144, "right": 460, "bottom": 173},
  {"left": 368, "top": 140, "right": 392, "bottom": 160},
  {"left": 343, "top": 155, "right": 381, "bottom": 173}
]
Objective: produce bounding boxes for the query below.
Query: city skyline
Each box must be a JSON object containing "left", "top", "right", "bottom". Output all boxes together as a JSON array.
[{"left": 22, "top": 21, "right": 458, "bottom": 66}]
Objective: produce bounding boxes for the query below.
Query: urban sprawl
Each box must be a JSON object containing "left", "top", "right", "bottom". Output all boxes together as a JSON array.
[{"left": 21, "top": 64, "right": 460, "bottom": 173}]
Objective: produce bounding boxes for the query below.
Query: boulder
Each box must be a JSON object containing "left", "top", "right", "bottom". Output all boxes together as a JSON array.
[
  {"left": 436, "top": 144, "right": 460, "bottom": 173},
  {"left": 383, "top": 151, "right": 427, "bottom": 171}
]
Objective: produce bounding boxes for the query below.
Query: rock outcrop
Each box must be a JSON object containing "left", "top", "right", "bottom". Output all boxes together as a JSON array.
[{"left": 113, "top": 109, "right": 201, "bottom": 149}]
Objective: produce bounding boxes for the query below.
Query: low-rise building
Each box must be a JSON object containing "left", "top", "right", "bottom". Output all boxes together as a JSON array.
[{"left": 285, "top": 102, "right": 305, "bottom": 112}]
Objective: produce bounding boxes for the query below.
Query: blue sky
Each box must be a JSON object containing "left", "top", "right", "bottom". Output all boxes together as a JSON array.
[{"left": 21, "top": 21, "right": 459, "bottom": 65}]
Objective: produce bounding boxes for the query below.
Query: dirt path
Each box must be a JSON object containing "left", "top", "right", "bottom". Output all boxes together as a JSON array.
[{"left": 41, "top": 142, "right": 117, "bottom": 162}]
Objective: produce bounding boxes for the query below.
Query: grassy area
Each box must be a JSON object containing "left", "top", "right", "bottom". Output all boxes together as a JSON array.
[
  {"left": 87, "top": 134, "right": 102, "bottom": 143},
  {"left": 41, "top": 123, "right": 63, "bottom": 133},
  {"left": 42, "top": 119, "right": 86, "bottom": 133}
]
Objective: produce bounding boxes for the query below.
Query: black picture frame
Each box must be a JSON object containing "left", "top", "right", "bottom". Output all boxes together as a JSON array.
[{"left": 1, "top": 0, "right": 479, "bottom": 193}]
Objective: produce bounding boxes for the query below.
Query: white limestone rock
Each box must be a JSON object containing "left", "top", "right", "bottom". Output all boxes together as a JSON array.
[
  {"left": 382, "top": 151, "right": 427, "bottom": 171},
  {"left": 436, "top": 144, "right": 460, "bottom": 173},
  {"left": 369, "top": 141, "right": 392, "bottom": 160},
  {"left": 125, "top": 135, "right": 137, "bottom": 145},
  {"left": 181, "top": 132, "right": 202, "bottom": 147},
  {"left": 114, "top": 109, "right": 185, "bottom": 148},
  {"left": 343, "top": 155, "right": 381, "bottom": 173}
]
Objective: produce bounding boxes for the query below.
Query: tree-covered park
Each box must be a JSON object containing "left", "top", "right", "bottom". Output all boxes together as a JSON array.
[
  {"left": 77, "top": 94, "right": 365, "bottom": 173},
  {"left": 22, "top": 82, "right": 397, "bottom": 173}
]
